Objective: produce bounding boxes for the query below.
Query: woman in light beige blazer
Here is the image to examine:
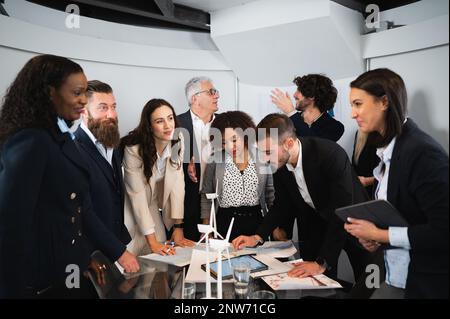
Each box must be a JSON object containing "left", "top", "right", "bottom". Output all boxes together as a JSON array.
[{"left": 121, "top": 99, "right": 193, "bottom": 256}]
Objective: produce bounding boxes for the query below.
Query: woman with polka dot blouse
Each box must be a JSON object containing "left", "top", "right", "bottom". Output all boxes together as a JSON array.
[{"left": 200, "top": 111, "right": 274, "bottom": 241}]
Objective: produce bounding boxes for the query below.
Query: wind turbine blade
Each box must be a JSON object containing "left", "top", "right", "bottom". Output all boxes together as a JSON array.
[
  {"left": 212, "top": 229, "right": 224, "bottom": 240},
  {"left": 213, "top": 210, "right": 218, "bottom": 238},
  {"left": 225, "top": 217, "right": 235, "bottom": 241},
  {"left": 197, "top": 233, "right": 207, "bottom": 245},
  {"left": 209, "top": 204, "right": 214, "bottom": 227}
]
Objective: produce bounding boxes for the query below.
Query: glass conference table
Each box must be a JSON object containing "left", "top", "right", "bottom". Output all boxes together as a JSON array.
[{"left": 87, "top": 247, "right": 351, "bottom": 299}]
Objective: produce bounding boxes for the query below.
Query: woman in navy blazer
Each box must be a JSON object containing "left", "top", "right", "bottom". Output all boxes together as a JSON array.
[
  {"left": 344, "top": 68, "right": 448, "bottom": 299},
  {"left": 0, "top": 55, "right": 112, "bottom": 298}
]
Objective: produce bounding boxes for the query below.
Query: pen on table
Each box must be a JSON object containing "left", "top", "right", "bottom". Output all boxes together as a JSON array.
[
  {"left": 165, "top": 241, "right": 175, "bottom": 247},
  {"left": 165, "top": 241, "right": 175, "bottom": 253},
  {"left": 310, "top": 276, "right": 326, "bottom": 287}
]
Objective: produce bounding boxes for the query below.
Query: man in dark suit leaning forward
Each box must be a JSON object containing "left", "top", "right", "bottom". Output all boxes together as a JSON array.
[{"left": 233, "top": 113, "right": 372, "bottom": 283}]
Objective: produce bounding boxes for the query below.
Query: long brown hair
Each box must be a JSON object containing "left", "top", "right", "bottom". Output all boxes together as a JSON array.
[
  {"left": 120, "top": 99, "right": 181, "bottom": 182},
  {"left": 350, "top": 68, "right": 408, "bottom": 147}
]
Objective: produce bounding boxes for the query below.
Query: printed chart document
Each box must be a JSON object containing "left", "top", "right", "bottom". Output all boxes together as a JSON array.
[{"left": 262, "top": 259, "right": 342, "bottom": 290}]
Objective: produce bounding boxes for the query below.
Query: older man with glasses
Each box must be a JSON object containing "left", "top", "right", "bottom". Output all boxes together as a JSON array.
[{"left": 177, "top": 76, "right": 220, "bottom": 241}]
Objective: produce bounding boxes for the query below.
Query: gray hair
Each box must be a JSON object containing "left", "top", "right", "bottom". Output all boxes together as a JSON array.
[{"left": 185, "top": 76, "right": 213, "bottom": 106}]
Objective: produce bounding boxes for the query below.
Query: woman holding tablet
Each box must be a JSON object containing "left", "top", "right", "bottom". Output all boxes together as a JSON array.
[{"left": 344, "top": 68, "right": 448, "bottom": 299}]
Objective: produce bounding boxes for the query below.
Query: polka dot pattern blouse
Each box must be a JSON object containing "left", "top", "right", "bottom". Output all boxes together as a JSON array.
[{"left": 219, "top": 153, "right": 259, "bottom": 208}]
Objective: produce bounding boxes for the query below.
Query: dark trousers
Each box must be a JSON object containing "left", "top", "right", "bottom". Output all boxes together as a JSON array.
[
  {"left": 217, "top": 205, "right": 263, "bottom": 241},
  {"left": 182, "top": 187, "right": 201, "bottom": 241}
]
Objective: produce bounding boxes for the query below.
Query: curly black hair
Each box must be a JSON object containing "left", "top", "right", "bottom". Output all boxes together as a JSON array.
[
  {"left": 210, "top": 111, "right": 256, "bottom": 150},
  {"left": 120, "top": 98, "right": 181, "bottom": 183},
  {"left": 0, "top": 54, "right": 84, "bottom": 146},
  {"left": 293, "top": 74, "right": 337, "bottom": 113}
]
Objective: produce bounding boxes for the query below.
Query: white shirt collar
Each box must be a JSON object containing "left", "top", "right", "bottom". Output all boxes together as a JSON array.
[
  {"left": 190, "top": 109, "right": 215, "bottom": 125},
  {"left": 157, "top": 144, "right": 171, "bottom": 161},
  {"left": 375, "top": 118, "right": 407, "bottom": 163},
  {"left": 376, "top": 136, "right": 397, "bottom": 164},
  {"left": 80, "top": 121, "right": 98, "bottom": 145}
]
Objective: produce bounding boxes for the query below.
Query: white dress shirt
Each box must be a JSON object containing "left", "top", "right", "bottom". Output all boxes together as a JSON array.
[
  {"left": 374, "top": 135, "right": 411, "bottom": 289},
  {"left": 190, "top": 110, "right": 215, "bottom": 191},
  {"left": 285, "top": 139, "right": 316, "bottom": 210},
  {"left": 80, "top": 121, "right": 114, "bottom": 166},
  {"left": 154, "top": 144, "right": 171, "bottom": 182}
]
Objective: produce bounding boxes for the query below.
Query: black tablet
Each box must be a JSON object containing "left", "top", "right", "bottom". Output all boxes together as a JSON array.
[
  {"left": 335, "top": 199, "right": 408, "bottom": 228},
  {"left": 201, "top": 255, "right": 269, "bottom": 280}
]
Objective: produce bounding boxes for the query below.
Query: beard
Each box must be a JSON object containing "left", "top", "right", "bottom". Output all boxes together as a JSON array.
[
  {"left": 269, "top": 149, "right": 290, "bottom": 174},
  {"left": 295, "top": 98, "right": 313, "bottom": 112},
  {"left": 87, "top": 117, "right": 120, "bottom": 148}
]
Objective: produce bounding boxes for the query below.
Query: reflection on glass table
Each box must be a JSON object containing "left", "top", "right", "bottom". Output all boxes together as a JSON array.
[
  {"left": 87, "top": 250, "right": 183, "bottom": 299},
  {"left": 87, "top": 243, "right": 354, "bottom": 299}
]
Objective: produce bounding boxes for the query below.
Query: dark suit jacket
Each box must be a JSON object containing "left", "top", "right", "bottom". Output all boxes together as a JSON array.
[
  {"left": 256, "top": 137, "right": 369, "bottom": 273},
  {"left": 0, "top": 128, "right": 117, "bottom": 298},
  {"left": 290, "top": 112, "right": 344, "bottom": 142},
  {"left": 383, "top": 119, "right": 448, "bottom": 298},
  {"left": 177, "top": 110, "right": 202, "bottom": 240},
  {"left": 74, "top": 127, "right": 131, "bottom": 261}
]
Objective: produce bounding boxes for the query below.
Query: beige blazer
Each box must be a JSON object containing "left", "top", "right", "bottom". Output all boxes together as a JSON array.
[{"left": 123, "top": 135, "right": 185, "bottom": 256}]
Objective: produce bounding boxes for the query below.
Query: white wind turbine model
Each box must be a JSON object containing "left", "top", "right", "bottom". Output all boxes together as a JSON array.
[
  {"left": 209, "top": 217, "right": 235, "bottom": 299},
  {"left": 196, "top": 180, "right": 222, "bottom": 299}
]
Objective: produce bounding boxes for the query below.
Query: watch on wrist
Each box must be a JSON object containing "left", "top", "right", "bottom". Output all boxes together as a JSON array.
[
  {"left": 253, "top": 235, "right": 264, "bottom": 247},
  {"left": 173, "top": 223, "right": 184, "bottom": 229},
  {"left": 315, "top": 257, "right": 331, "bottom": 271}
]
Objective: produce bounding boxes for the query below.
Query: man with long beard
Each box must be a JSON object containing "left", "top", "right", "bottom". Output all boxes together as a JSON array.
[{"left": 75, "top": 80, "right": 139, "bottom": 276}]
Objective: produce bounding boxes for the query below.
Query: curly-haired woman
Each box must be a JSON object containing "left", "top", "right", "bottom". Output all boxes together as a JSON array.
[
  {"left": 200, "top": 111, "right": 274, "bottom": 241},
  {"left": 121, "top": 99, "right": 194, "bottom": 257},
  {"left": 0, "top": 54, "right": 123, "bottom": 298}
]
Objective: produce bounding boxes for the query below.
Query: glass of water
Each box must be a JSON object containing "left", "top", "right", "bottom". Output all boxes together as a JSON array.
[
  {"left": 233, "top": 262, "right": 251, "bottom": 295},
  {"left": 183, "top": 282, "right": 196, "bottom": 299}
]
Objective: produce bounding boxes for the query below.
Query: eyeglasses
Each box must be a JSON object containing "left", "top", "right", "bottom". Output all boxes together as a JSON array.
[{"left": 194, "top": 88, "right": 219, "bottom": 97}]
